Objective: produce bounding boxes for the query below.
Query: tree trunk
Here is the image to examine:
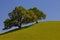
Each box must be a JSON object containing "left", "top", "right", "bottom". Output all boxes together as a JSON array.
[
  {"left": 18, "top": 16, "right": 23, "bottom": 29},
  {"left": 36, "top": 21, "right": 38, "bottom": 23},
  {"left": 18, "top": 22, "right": 22, "bottom": 28},
  {"left": 19, "top": 24, "right": 21, "bottom": 28}
]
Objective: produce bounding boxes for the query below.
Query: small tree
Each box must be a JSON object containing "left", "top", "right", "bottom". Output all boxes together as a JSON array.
[
  {"left": 29, "top": 7, "right": 46, "bottom": 23},
  {"left": 3, "top": 6, "right": 46, "bottom": 30}
]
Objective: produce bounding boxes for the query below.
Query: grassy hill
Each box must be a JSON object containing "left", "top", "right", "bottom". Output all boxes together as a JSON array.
[{"left": 0, "top": 21, "right": 60, "bottom": 40}]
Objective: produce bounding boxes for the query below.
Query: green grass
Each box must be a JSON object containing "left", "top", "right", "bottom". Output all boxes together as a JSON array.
[{"left": 0, "top": 21, "right": 60, "bottom": 40}]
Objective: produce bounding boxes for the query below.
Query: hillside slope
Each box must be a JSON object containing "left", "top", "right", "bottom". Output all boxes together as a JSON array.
[{"left": 0, "top": 21, "right": 60, "bottom": 40}]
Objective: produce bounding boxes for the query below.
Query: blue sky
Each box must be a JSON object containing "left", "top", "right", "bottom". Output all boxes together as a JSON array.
[{"left": 0, "top": 0, "right": 60, "bottom": 33}]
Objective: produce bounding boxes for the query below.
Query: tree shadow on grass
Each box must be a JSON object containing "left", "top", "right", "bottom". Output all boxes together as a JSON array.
[{"left": 0, "top": 24, "right": 35, "bottom": 35}]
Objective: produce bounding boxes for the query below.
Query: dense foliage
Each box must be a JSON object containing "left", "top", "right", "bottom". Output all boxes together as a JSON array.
[{"left": 3, "top": 6, "right": 46, "bottom": 30}]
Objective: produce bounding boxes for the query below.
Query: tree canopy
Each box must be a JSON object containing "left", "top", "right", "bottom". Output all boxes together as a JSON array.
[{"left": 3, "top": 6, "right": 46, "bottom": 30}]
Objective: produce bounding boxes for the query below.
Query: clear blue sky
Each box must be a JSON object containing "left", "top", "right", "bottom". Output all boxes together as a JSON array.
[{"left": 0, "top": 0, "right": 60, "bottom": 33}]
